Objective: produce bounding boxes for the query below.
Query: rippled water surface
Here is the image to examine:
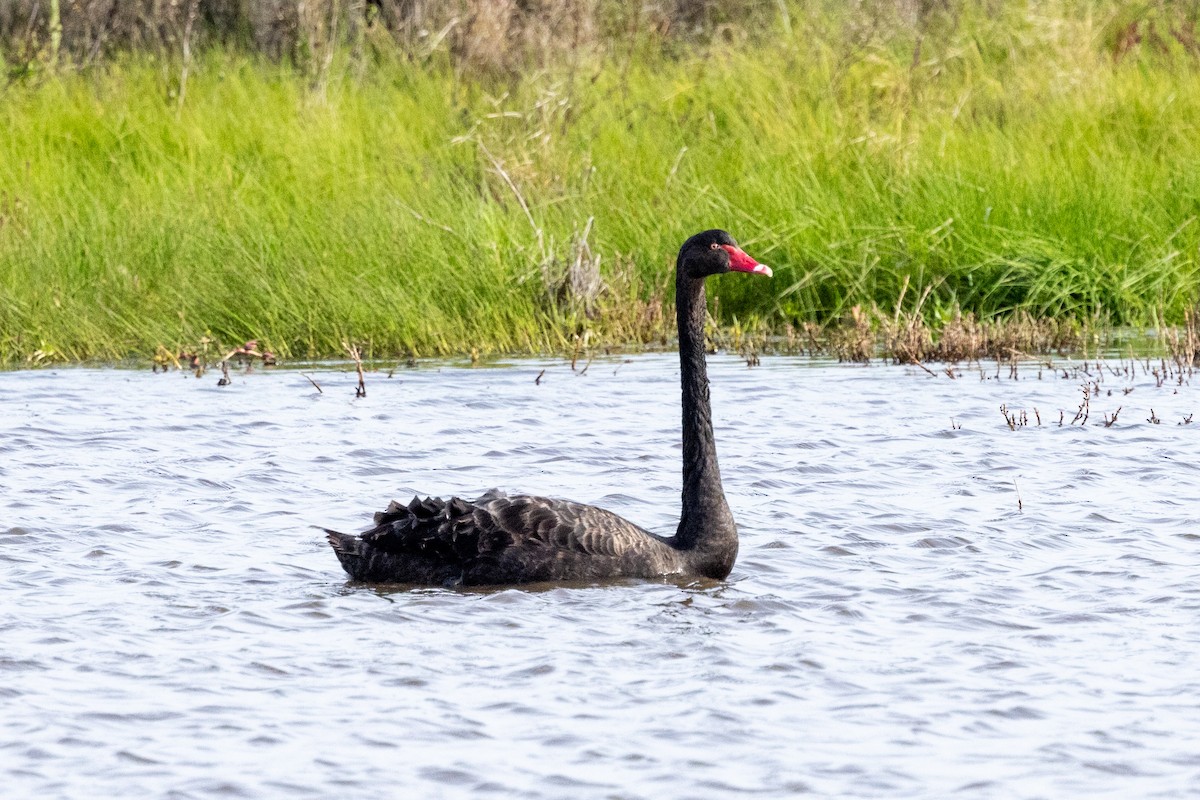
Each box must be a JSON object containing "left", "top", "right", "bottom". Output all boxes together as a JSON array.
[{"left": 3, "top": 354, "right": 1199, "bottom": 798}]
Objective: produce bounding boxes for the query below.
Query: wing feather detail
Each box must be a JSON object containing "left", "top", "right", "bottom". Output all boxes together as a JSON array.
[{"left": 334, "top": 490, "right": 680, "bottom": 584}]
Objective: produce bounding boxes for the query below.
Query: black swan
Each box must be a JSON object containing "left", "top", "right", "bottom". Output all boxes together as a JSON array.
[{"left": 325, "top": 230, "right": 772, "bottom": 586}]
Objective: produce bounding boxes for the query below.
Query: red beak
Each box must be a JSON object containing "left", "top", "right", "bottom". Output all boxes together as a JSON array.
[{"left": 721, "top": 244, "right": 773, "bottom": 277}]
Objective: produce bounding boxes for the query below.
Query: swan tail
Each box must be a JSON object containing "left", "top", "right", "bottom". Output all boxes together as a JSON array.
[
  {"left": 325, "top": 529, "right": 368, "bottom": 577},
  {"left": 325, "top": 492, "right": 512, "bottom": 583}
]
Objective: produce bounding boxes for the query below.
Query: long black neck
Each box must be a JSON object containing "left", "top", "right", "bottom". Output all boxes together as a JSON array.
[{"left": 674, "top": 267, "right": 737, "bottom": 576}]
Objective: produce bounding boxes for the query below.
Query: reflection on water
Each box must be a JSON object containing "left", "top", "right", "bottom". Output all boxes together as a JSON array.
[{"left": 1, "top": 355, "right": 1198, "bottom": 798}]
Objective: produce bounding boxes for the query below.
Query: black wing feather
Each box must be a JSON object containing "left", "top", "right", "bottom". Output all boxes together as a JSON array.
[{"left": 327, "top": 490, "right": 680, "bottom": 585}]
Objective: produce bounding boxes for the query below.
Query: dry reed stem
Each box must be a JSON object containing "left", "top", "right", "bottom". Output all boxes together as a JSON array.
[{"left": 343, "top": 341, "right": 366, "bottom": 397}]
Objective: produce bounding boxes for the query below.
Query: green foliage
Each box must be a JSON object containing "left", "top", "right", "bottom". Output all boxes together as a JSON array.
[{"left": 1, "top": 1, "right": 1199, "bottom": 363}]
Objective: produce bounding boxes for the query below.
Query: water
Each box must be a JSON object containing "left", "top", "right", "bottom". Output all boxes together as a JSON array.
[{"left": 2, "top": 354, "right": 1198, "bottom": 799}]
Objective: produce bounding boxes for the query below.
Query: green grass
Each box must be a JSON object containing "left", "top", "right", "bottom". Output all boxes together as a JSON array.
[{"left": 2, "top": 3, "right": 1200, "bottom": 364}]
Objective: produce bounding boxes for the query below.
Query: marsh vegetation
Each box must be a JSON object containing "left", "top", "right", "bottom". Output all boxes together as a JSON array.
[{"left": 2, "top": 1, "right": 1199, "bottom": 365}]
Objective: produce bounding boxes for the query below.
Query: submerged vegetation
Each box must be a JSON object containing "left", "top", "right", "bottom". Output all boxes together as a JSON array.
[{"left": 2, "top": 1, "right": 1200, "bottom": 365}]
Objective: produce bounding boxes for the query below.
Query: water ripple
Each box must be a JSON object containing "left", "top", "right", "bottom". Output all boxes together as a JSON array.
[{"left": 1, "top": 356, "right": 1198, "bottom": 798}]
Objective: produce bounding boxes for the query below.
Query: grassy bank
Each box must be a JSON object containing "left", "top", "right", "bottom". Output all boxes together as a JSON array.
[{"left": 2, "top": 2, "right": 1200, "bottom": 364}]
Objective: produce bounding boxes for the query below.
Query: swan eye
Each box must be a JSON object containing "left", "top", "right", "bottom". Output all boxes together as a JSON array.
[{"left": 710, "top": 243, "right": 720, "bottom": 250}]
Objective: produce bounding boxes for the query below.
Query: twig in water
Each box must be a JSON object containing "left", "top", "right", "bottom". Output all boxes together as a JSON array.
[
  {"left": 999, "top": 404, "right": 1029, "bottom": 430},
  {"left": 570, "top": 335, "right": 583, "bottom": 372},
  {"left": 1103, "top": 406, "right": 1122, "bottom": 428},
  {"left": 1070, "top": 383, "right": 1091, "bottom": 425},
  {"left": 1181, "top": 413, "right": 1194, "bottom": 425},
  {"left": 301, "top": 373, "right": 323, "bottom": 394},
  {"left": 535, "top": 369, "right": 545, "bottom": 385},
  {"left": 343, "top": 341, "right": 366, "bottom": 397},
  {"left": 217, "top": 360, "right": 231, "bottom": 387},
  {"left": 1013, "top": 478, "right": 1023, "bottom": 512},
  {"left": 218, "top": 340, "right": 276, "bottom": 367},
  {"left": 1148, "top": 408, "right": 1160, "bottom": 424}
]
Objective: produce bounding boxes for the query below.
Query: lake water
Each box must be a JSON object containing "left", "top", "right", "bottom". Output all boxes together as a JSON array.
[{"left": 2, "top": 354, "right": 1198, "bottom": 798}]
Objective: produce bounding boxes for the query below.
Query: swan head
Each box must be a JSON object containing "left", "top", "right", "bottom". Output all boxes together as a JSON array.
[{"left": 677, "top": 229, "right": 772, "bottom": 280}]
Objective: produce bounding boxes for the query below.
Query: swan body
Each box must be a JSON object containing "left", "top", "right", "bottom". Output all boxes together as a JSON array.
[
  {"left": 326, "top": 230, "right": 771, "bottom": 586},
  {"left": 327, "top": 491, "right": 688, "bottom": 585}
]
